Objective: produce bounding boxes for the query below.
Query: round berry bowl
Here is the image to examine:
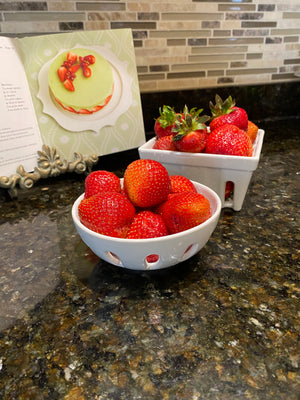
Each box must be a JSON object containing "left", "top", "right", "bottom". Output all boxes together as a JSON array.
[{"left": 72, "top": 180, "right": 221, "bottom": 271}]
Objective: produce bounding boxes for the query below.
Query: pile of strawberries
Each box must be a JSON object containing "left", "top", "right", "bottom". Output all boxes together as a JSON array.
[
  {"left": 57, "top": 51, "right": 96, "bottom": 92},
  {"left": 153, "top": 94, "right": 259, "bottom": 156},
  {"left": 78, "top": 159, "right": 211, "bottom": 240}
]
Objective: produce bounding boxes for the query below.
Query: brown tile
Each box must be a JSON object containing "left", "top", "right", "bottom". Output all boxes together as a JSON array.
[
  {"left": 242, "top": 21, "right": 277, "bottom": 28},
  {"left": 150, "top": 65, "right": 169, "bottom": 72},
  {"left": 188, "top": 38, "right": 207, "bottom": 46},
  {"left": 225, "top": 12, "right": 264, "bottom": 20},
  {"left": 218, "top": 77, "right": 234, "bottom": 84},
  {"left": 161, "top": 13, "right": 223, "bottom": 21},
  {"left": 246, "top": 53, "right": 263, "bottom": 60},
  {"left": 139, "top": 73, "right": 165, "bottom": 81},
  {"left": 272, "top": 73, "right": 299, "bottom": 80},
  {"left": 111, "top": 21, "right": 156, "bottom": 29},
  {"left": 167, "top": 39, "right": 186, "bottom": 46},
  {"left": 138, "top": 13, "right": 159, "bottom": 21},
  {"left": 219, "top": 4, "right": 255, "bottom": 12},
  {"left": 226, "top": 67, "right": 277, "bottom": 75},
  {"left": 167, "top": 71, "right": 206, "bottom": 79},
  {"left": 208, "top": 70, "right": 224, "bottom": 77}
]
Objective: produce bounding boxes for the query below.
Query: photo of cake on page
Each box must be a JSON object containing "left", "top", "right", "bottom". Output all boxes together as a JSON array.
[{"left": 0, "top": 29, "right": 145, "bottom": 180}]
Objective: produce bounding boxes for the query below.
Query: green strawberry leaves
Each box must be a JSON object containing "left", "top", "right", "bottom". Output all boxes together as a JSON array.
[
  {"left": 209, "top": 94, "right": 236, "bottom": 118},
  {"left": 172, "top": 105, "right": 210, "bottom": 141},
  {"left": 156, "top": 105, "right": 176, "bottom": 128}
]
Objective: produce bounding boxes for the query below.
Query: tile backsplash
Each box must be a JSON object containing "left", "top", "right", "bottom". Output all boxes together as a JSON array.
[{"left": 0, "top": 0, "right": 299, "bottom": 93}]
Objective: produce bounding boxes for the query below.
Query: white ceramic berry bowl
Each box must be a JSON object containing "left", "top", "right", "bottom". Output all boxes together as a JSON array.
[
  {"left": 72, "top": 180, "right": 221, "bottom": 271},
  {"left": 138, "top": 129, "right": 264, "bottom": 211}
]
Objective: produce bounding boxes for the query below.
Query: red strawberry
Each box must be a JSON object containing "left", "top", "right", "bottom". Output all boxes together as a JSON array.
[
  {"left": 124, "top": 159, "right": 171, "bottom": 208},
  {"left": 69, "top": 64, "right": 80, "bottom": 74},
  {"left": 206, "top": 124, "right": 253, "bottom": 157},
  {"left": 78, "top": 191, "right": 135, "bottom": 238},
  {"left": 57, "top": 66, "right": 67, "bottom": 82},
  {"left": 209, "top": 95, "right": 248, "bottom": 132},
  {"left": 153, "top": 135, "right": 176, "bottom": 151},
  {"left": 126, "top": 211, "right": 168, "bottom": 239},
  {"left": 67, "top": 51, "right": 77, "bottom": 65},
  {"left": 170, "top": 175, "right": 197, "bottom": 194},
  {"left": 84, "top": 170, "right": 121, "bottom": 199},
  {"left": 84, "top": 55, "right": 96, "bottom": 64},
  {"left": 160, "top": 191, "right": 211, "bottom": 234},
  {"left": 82, "top": 66, "right": 92, "bottom": 78},
  {"left": 172, "top": 105, "right": 210, "bottom": 153},
  {"left": 154, "top": 105, "right": 177, "bottom": 138},
  {"left": 63, "top": 79, "right": 75, "bottom": 91},
  {"left": 225, "top": 181, "right": 234, "bottom": 199}
]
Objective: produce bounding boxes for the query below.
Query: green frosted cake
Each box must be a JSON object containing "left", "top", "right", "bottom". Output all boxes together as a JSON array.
[{"left": 48, "top": 48, "right": 114, "bottom": 114}]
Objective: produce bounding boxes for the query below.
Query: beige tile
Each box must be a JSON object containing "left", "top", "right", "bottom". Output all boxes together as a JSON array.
[
  {"left": 1, "top": 21, "right": 58, "bottom": 33},
  {"left": 150, "top": 30, "right": 211, "bottom": 38},
  {"left": 192, "top": 45, "right": 248, "bottom": 54},
  {"left": 127, "top": 3, "right": 151, "bottom": 12},
  {"left": 48, "top": 2, "right": 75, "bottom": 11},
  {"left": 84, "top": 21, "right": 110, "bottom": 30},
  {"left": 172, "top": 62, "right": 228, "bottom": 71}
]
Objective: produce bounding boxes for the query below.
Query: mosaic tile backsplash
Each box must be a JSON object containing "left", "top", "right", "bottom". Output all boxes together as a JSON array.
[{"left": 0, "top": 0, "right": 299, "bottom": 93}]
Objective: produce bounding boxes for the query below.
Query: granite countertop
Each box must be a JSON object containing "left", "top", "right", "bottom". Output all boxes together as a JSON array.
[{"left": 0, "top": 118, "right": 299, "bottom": 399}]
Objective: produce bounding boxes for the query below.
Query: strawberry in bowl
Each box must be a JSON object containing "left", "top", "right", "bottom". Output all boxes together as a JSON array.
[{"left": 72, "top": 160, "right": 221, "bottom": 270}]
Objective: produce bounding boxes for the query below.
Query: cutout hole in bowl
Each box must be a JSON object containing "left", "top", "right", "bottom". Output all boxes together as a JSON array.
[
  {"left": 105, "top": 251, "right": 122, "bottom": 266},
  {"left": 182, "top": 243, "right": 199, "bottom": 261},
  {"left": 144, "top": 254, "right": 160, "bottom": 268}
]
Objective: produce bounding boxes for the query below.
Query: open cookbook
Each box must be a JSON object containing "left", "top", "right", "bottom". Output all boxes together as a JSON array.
[{"left": 0, "top": 29, "right": 145, "bottom": 179}]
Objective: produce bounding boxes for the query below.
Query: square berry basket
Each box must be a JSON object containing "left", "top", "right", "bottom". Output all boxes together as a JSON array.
[{"left": 138, "top": 129, "right": 265, "bottom": 211}]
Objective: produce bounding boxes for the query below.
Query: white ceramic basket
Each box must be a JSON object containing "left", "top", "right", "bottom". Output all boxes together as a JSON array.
[
  {"left": 138, "top": 129, "right": 264, "bottom": 211},
  {"left": 72, "top": 180, "right": 221, "bottom": 271}
]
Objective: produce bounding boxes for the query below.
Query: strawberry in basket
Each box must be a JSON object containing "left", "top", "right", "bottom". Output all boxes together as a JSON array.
[{"left": 209, "top": 94, "right": 248, "bottom": 132}]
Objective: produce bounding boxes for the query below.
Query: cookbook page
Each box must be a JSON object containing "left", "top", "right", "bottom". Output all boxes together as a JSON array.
[
  {"left": 17, "top": 29, "right": 145, "bottom": 163},
  {"left": 0, "top": 36, "right": 43, "bottom": 177}
]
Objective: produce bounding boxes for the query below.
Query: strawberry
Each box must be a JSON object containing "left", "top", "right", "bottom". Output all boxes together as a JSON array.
[
  {"left": 63, "top": 79, "right": 75, "bottom": 91},
  {"left": 160, "top": 191, "right": 211, "bottom": 234},
  {"left": 172, "top": 105, "right": 210, "bottom": 153},
  {"left": 170, "top": 175, "right": 197, "bottom": 194},
  {"left": 82, "top": 66, "right": 92, "bottom": 78},
  {"left": 154, "top": 105, "right": 177, "bottom": 138},
  {"left": 57, "top": 66, "right": 67, "bottom": 82},
  {"left": 67, "top": 51, "right": 77, "bottom": 65},
  {"left": 209, "top": 94, "right": 248, "bottom": 132},
  {"left": 225, "top": 181, "right": 234, "bottom": 199},
  {"left": 126, "top": 210, "right": 168, "bottom": 239},
  {"left": 153, "top": 135, "right": 176, "bottom": 151},
  {"left": 84, "top": 55, "right": 96, "bottom": 64},
  {"left": 206, "top": 124, "right": 253, "bottom": 157},
  {"left": 247, "top": 120, "right": 259, "bottom": 143},
  {"left": 84, "top": 170, "right": 121, "bottom": 199},
  {"left": 78, "top": 191, "right": 135, "bottom": 238},
  {"left": 124, "top": 159, "right": 171, "bottom": 208},
  {"left": 69, "top": 64, "right": 80, "bottom": 74}
]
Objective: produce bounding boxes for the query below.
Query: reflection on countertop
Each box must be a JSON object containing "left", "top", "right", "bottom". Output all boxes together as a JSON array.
[{"left": 0, "top": 118, "right": 299, "bottom": 399}]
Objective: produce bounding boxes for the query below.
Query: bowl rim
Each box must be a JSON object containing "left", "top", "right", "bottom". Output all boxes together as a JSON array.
[{"left": 72, "top": 180, "right": 222, "bottom": 244}]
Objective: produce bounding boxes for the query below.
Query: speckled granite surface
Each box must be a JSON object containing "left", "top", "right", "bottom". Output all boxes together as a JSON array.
[{"left": 0, "top": 118, "right": 299, "bottom": 399}]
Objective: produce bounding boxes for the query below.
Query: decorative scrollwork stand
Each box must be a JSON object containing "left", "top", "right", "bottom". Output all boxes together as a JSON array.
[{"left": 0, "top": 145, "right": 98, "bottom": 198}]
